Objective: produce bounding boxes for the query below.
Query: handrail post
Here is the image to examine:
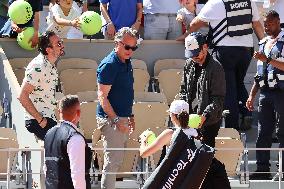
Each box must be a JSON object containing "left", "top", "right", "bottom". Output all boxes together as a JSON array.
[
  {"left": 6, "top": 148, "right": 11, "bottom": 189},
  {"left": 240, "top": 133, "right": 249, "bottom": 184},
  {"left": 22, "top": 151, "right": 27, "bottom": 185},
  {"left": 40, "top": 149, "right": 45, "bottom": 189},
  {"left": 26, "top": 150, "right": 32, "bottom": 189}
]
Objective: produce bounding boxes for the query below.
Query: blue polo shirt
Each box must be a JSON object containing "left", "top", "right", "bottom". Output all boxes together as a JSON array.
[
  {"left": 97, "top": 51, "right": 134, "bottom": 118},
  {"left": 99, "top": 0, "right": 142, "bottom": 31}
]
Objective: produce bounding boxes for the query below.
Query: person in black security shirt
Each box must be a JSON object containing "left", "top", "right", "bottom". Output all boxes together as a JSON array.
[
  {"left": 45, "top": 95, "right": 92, "bottom": 189},
  {"left": 246, "top": 10, "right": 284, "bottom": 180}
]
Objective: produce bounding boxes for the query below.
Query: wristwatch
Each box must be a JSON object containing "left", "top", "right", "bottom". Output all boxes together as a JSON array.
[{"left": 113, "top": 116, "right": 120, "bottom": 124}]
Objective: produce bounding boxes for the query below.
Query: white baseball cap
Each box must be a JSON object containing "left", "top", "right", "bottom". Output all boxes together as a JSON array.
[
  {"left": 168, "top": 100, "right": 189, "bottom": 114},
  {"left": 185, "top": 32, "right": 206, "bottom": 58}
]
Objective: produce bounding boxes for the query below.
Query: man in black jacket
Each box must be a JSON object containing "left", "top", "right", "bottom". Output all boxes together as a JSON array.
[
  {"left": 179, "top": 32, "right": 225, "bottom": 148},
  {"left": 179, "top": 32, "right": 230, "bottom": 189},
  {"left": 44, "top": 95, "right": 92, "bottom": 189}
]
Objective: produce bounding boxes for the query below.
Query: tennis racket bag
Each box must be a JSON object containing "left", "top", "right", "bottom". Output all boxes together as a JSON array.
[{"left": 142, "top": 129, "right": 214, "bottom": 189}]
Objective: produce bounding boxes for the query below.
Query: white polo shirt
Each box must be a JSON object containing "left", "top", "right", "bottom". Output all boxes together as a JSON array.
[
  {"left": 23, "top": 54, "right": 58, "bottom": 121},
  {"left": 46, "top": 1, "right": 82, "bottom": 39},
  {"left": 197, "top": 0, "right": 260, "bottom": 47}
]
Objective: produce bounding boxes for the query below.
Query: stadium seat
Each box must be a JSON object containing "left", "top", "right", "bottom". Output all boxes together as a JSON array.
[
  {"left": 79, "top": 101, "right": 98, "bottom": 141},
  {"left": 157, "top": 69, "right": 183, "bottom": 104},
  {"left": 9, "top": 58, "right": 33, "bottom": 69},
  {"left": 134, "top": 92, "right": 167, "bottom": 103},
  {"left": 9, "top": 58, "right": 33, "bottom": 84},
  {"left": 60, "top": 68, "right": 97, "bottom": 95},
  {"left": 133, "top": 69, "right": 150, "bottom": 92},
  {"left": 154, "top": 59, "right": 185, "bottom": 77},
  {"left": 57, "top": 58, "right": 98, "bottom": 74},
  {"left": 131, "top": 59, "right": 147, "bottom": 70},
  {"left": 215, "top": 137, "right": 244, "bottom": 177},
  {"left": 0, "top": 128, "right": 19, "bottom": 180},
  {"left": 217, "top": 128, "right": 240, "bottom": 140},
  {"left": 130, "top": 102, "right": 169, "bottom": 140},
  {"left": 77, "top": 91, "right": 98, "bottom": 102},
  {"left": 13, "top": 68, "right": 25, "bottom": 85}
]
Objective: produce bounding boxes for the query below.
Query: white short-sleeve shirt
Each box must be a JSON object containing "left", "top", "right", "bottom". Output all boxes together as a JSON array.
[
  {"left": 23, "top": 54, "right": 58, "bottom": 121},
  {"left": 46, "top": 2, "right": 82, "bottom": 39},
  {"left": 197, "top": 0, "right": 260, "bottom": 47},
  {"left": 177, "top": 4, "right": 208, "bottom": 35}
]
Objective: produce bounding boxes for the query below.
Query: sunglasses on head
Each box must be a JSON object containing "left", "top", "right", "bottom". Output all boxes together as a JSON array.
[{"left": 119, "top": 41, "right": 138, "bottom": 51}]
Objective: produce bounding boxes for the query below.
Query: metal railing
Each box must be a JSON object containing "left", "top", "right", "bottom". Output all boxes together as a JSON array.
[{"left": 1, "top": 145, "right": 284, "bottom": 189}]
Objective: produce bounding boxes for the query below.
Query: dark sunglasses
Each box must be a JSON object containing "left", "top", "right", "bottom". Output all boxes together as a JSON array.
[
  {"left": 56, "top": 40, "right": 64, "bottom": 47},
  {"left": 120, "top": 41, "right": 138, "bottom": 51},
  {"left": 48, "top": 40, "right": 63, "bottom": 48}
]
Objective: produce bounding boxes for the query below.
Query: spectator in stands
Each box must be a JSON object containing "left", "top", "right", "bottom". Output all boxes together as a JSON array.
[
  {"left": 96, "top": 27, "right": 137, "bottom": 189},
  {"left": 46, "top": 0, "right": 82, "bottom": 39},
  {"left": 139, "top": 99, "right": 231, "bottom": 189},
  {"left": 0, "top": 0, "right": 8, "bottom": 30},
  {"left": 45, "top": 95, "right": 92, "bottom": 189},
  {"left": 100, "top": 0, "right": 143, "bottom": 39},
  {"left": 270, "top": 0, "right": 284, "bottom": 29},
  {"left": 18, "top": 31, "right": 64, "bottom": 140},
  {"left": 246, "top": 10, "right": 284, "bottom": 180},
  {"left": 0, "top": 0, "right": 42, "bottom": 47},
  {"left": 179, "top": 32, "right": 225, "bottom": 148},
  {"left": 184, "top": 0, "right": 264, "bottom": 130},
  {"left": 68, "top": 0, "right": 87, "bottom": 38},
  {"left": 176, "top": 0, "right": 208, "bottom": 37},
  {"left": 143, "top": 0, "right": 182, "bottom": 40}
]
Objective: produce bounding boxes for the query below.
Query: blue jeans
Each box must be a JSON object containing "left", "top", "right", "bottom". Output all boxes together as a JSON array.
[
  {"left": 256, "top": 90, "right": 284, "bottom": 170},
  {"left": 213, "top": 46, "right": 253, "bottom": 129},
  {"left": 0, "top": 16, "right": 8, "bottom": 31}
]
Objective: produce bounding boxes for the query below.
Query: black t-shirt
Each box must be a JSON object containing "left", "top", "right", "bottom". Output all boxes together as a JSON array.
[
  {"left": 190, "top": 63, "right": 203, "bottom": 112},
  {"left": 190, "top": 55, "right": 210, "bottom": 112}
]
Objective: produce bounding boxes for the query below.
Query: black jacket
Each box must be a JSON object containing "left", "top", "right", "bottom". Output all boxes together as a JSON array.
[{"left": 179, "top": 53, "right": 226, "bottom": 126}]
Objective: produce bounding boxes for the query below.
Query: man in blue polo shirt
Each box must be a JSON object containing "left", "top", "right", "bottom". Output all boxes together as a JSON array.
[
  {"left": 99, "top": 0, "right": 143, "bottom": 39},
  {"left": 96, "top": 27, "right": 137, "bottom": 189}
]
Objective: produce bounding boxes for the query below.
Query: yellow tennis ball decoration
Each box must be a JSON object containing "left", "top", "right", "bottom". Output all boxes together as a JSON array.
[
  {"left": 8, "top": 0, "right": 33, "bottom": 24},
  {"left": 80, "top": 11, "right": 102, "bottom": 35},
  {"left": 188, "top": 114, "right": 202, "bottom": 128},
  {"left": 146, "top": 131, "right": 157, "bottom": 145},
  {"left": 17, "top": 27, "right": 37, "bottom": 51}
]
